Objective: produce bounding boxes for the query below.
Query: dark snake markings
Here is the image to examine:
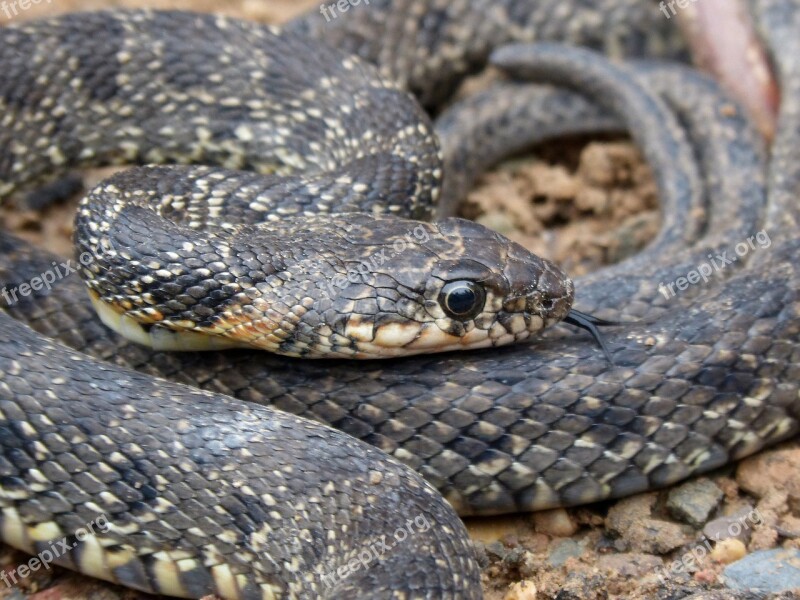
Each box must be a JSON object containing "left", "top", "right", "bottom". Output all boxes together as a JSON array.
[{"left": 0, "top": 0, "right": 799, "bottom": 598}]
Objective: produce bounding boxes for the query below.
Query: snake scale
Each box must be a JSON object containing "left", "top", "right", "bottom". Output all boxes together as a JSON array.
[{"left": 0, "top": 0, "right": 799, "bottom": 598}]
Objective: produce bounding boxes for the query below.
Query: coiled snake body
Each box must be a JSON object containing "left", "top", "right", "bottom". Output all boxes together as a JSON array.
[{"left": 0, "top": 1, "right": 799, "bottom": 599}]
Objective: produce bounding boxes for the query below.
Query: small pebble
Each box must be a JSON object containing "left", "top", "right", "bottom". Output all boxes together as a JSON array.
[
  {"left": 710, "top": 538, "right": 747, "bottom": 564},
  {"left": 502, "top": 547, "right": 528, "bottom": 569},
  {"left": 505, "top": 580, "right": 537, "bottom": 600},
  {"left": 533, "top": 508, "right": 578, "bottom": 537},
  {"left": 485, "top": 541, "right": 508, "bottom": 562}
]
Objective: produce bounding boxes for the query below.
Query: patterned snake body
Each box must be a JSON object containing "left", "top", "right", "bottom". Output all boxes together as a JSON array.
[{"left": 0, "top": 1, "right": 799, "bottom": 599}]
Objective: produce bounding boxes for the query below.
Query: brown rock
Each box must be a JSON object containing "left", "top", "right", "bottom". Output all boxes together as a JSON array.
[
  {"left": 737, "top": 447, "right": 800, "bottom": 499},
  {"left": 606, "top": 494, "right": 692, "bottom": 554}
]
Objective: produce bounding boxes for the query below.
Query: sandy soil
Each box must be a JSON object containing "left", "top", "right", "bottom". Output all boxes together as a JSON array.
[{"left": 1, "top": 2, "right": 798, "bottom": 600}]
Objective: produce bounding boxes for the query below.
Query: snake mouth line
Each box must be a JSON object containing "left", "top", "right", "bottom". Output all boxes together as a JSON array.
[{"left": 89, "top": 288, "right": 553, "bottom": 357}]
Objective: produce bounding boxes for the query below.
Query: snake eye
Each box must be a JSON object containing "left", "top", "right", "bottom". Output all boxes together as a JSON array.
[{"left": 439, "top": 281, "right": 486, "bottom": 320}]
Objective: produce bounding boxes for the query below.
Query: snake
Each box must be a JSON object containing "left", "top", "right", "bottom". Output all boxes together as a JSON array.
[{"left": 0, "top": 0, "right": 798, "bottom": 598}]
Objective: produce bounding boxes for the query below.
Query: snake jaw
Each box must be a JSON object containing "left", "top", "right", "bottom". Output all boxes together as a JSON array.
[{"left": 88, "top": 291, "right": 248, "bottom": 351}]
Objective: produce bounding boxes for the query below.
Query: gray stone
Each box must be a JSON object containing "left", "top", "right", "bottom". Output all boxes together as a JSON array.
[
  {"left": 547, "top": 538, "right": 583, "bottom": 567},
  {"left": 703, "top": 506, "right": 760, "bottom": 544},
  {"left": 722, "top": 548, "right": 800, "bottom": 593},
  {"left": 666, "top": 478, "right": 724, "bottom": 527},
  {"left": 484, "top": 541, "right": 508, "bottom": 562}
]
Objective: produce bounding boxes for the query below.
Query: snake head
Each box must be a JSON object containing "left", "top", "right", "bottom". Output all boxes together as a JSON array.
[
  {"left": 83, "top": 207, "right": 575, "bottom": 359},
  {"left": 288, "top": 216, "right": 575, "bottom": 358}
]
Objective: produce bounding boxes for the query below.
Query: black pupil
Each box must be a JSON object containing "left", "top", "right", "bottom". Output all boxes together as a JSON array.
[{"left": 447, "top": 286, "right": 476, "bottom": 315}]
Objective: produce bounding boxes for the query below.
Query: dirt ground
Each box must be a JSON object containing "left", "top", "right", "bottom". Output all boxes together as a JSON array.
[{"left": 1, "top": 2, "right": 799, "bottom": 600}]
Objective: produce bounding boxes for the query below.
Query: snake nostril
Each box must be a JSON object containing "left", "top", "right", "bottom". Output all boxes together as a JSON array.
[{"left": 542, "top": 299, "right": 555, "bottom": 311}]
